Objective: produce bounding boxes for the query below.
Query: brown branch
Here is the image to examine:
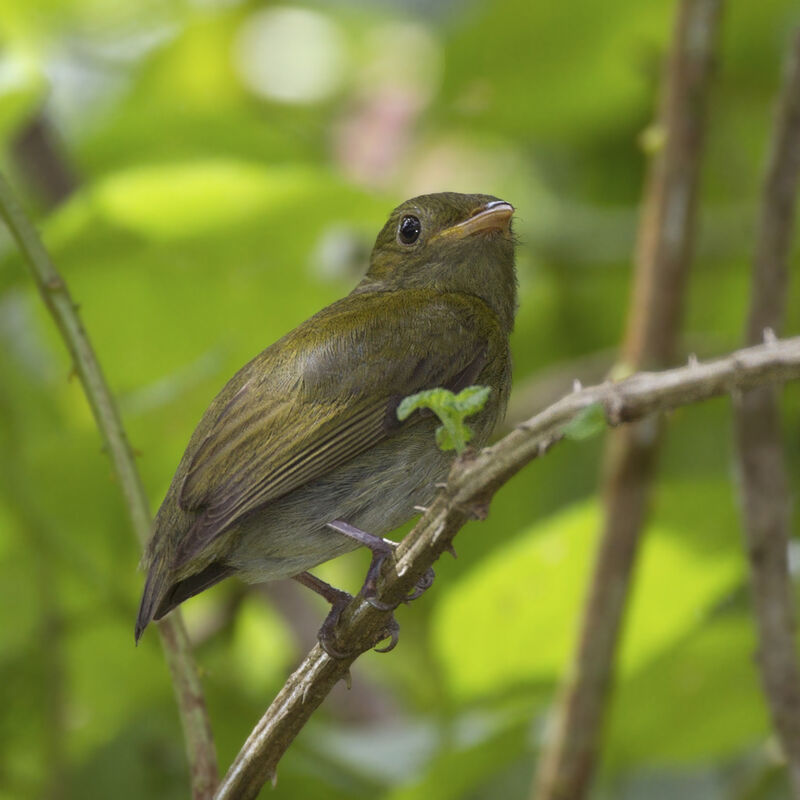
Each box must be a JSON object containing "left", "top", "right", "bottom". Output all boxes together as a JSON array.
[
  {"left": 10, "top": 112, "right": 78, "bottom": 210},
  {"left": 213, "top": 336, "right": 800, "bottom": 800},
  {"left": 0, "top": 172, "right": 219, "bottom": 799},
  {"left": 733, "top": 27, "right": 800, "bottom": 796},
  {"left": 501, "top": 335, "right": 725, "bottom": 434},
  {"left": 624, "top": 0, "right": 722, "bottom": 369},
  {"left": 502, "top": 349, "right": 616, "bottom": 432},
  {"left": 532, "top": 2, "right": 723, "bottom": 798}
]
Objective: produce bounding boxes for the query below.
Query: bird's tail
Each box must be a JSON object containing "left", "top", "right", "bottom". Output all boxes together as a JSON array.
[
  {"left": 135, "top": 560, "right": 235, "bottom": 643},
  {"left": 135, "top": 568, "right": 166, "bottom": 644}
]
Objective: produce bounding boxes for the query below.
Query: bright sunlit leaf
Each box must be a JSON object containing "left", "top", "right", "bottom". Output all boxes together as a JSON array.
[
  {"left": 232, "top": 597, "right": 294, "bottom": 695},
  {"left": 432, "top": 485, "right": 743, "bottom": 703},
  {"left": 93, "top": 160, "right": 321, "bottom": 240}
]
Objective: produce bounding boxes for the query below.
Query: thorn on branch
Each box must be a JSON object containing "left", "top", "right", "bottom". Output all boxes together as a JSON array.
[
  {"left": 572, "top": 379, "right": 583, "bottom": 392},
  {"left": 605, "top": 392, "right": 625, "bottom": 426},
  {"left": 763, "top": 327, "right": 778, "bottom": 345},
  {"left": 471, "top": 500, "right": 491, "bottom": 521}
]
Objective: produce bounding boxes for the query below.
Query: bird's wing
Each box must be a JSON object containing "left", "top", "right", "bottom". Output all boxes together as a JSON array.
[{"left": 171, "top": 291, "right": 495, "bottom": 566}]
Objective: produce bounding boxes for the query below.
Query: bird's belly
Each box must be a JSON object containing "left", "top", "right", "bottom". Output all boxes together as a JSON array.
[{"left": 227, "top": 426, "right": 459, "bottom": 583}]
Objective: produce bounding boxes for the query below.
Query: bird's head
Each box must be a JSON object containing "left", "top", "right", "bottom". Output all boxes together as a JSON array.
[{"left": 359, "top": 192, "right": 517, "bottom": 332}]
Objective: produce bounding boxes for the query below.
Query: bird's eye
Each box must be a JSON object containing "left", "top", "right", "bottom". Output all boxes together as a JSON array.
[{"left": 398, "top": 215, "right": 421, "bottom": 245}]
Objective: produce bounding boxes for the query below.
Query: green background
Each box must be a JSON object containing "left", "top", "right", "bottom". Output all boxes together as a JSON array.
[{"left": 1, "top": 1, "right": 799, "bottom": 798}]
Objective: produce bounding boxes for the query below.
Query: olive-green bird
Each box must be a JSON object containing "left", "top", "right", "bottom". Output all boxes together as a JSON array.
[{"left": 135, "top": 192, "right": 517, "bottom": 649}]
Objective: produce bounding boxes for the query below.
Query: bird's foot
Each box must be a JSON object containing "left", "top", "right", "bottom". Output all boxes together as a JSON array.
[
  {"left": 404, "top": 566, "right": 435, "bottom": 602},
  {"left": 372, "top": 615, "right": 401, "bottom": 653},
  {"left": 317, "top": 594, "right": 400, "bottom": 657},
  {"left": 317, "top": 590, "right": 355, "bottom": 659},
  {"left": 293, "top": 570, "right": 400, "bottom": 657},
  {"left": 326, "top": 519, "right": 436, "bottom": 608}
]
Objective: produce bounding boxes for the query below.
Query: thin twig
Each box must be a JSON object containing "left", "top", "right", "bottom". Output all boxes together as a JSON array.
[
  {"left": 501, "top": 334, "right": 727, "bottom": 434},
  {"left": 532, "top": 2, "right": 723, "bottom": 798},
  {"left": 214, "top": 336, "right": 800, "bottom": 800},
  {"left": 501, "top": 349, "right": 616, "bottom": 432},
  {"left": 734, "top": 27, "right": 800, "bottom": 796},
  {"left": 0, "top": 172, "right": 219, "bottom": 799}
]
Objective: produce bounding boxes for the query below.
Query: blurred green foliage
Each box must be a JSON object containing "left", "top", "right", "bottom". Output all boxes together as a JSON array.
[{"left": 1, "top": 1, "right": 799, "bottom": 799}]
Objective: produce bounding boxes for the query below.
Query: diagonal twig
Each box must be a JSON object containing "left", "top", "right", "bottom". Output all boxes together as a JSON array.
[
  {"left": 214, "top": 335, "right": 800, "bottom": 800},
  {"left": 733, "top": 27, "right": 800, "bottom": 796},
  {"left": 0, "top": 172, "right": 219, "bottom": 799},
  {"left": 532, "top": 2, "right": 723, "bottom": 798}
]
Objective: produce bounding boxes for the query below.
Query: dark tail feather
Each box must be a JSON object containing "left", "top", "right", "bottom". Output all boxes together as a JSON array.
[
  {"left": 135, "top": 568, "right": 167, "bottom": 644},
  {"left": 135, "top": 561, "right": 235, "bottom": 643}
]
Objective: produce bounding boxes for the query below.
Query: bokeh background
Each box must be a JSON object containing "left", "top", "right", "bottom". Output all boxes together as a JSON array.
[{"left": 2, "top": 1, "right": 800, "bottom": 798}]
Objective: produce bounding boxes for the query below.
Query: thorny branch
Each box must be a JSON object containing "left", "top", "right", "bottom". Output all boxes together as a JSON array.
[
  {"left": 214, "top": 335, "right": 800, "bottom": 800},
  {"left": 733, "top": 27, "right": 800, "bottom": 796},
  {"left": 0, "top": 172, "right": 219, "bottom": 799}
]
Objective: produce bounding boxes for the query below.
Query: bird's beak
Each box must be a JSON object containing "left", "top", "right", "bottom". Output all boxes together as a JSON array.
[{"left": 435, "top": 200, "right": 515, "bottom": 240}]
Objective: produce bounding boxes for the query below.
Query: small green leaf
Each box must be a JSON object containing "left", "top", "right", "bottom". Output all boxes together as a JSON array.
[
  {"left": 563, "top": 402, "right": 606, "bottom": 441},
  {"left": 452, "top": 385, "right": 492, "bottom": 414},
  {"left": 397, "top": 385, "right": 491, "bottom": 454},
  {"left": 435, "top": 425, "right": 455, "bottom": 451},
  {"left": 397, "top": 388, "right": 452, "bottom": 421},
  {"left": 436, "top": 421, "right": 476, "bottom": 452}
]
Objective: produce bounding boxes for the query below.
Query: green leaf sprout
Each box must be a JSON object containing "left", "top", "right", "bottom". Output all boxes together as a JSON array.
[{"left": 397, "top": 385, "right": 492, "bottom": 455}]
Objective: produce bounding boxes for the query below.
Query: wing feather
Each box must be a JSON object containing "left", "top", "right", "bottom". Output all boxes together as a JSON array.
[{"left": 170, "top": 291, "right": 497, "bottom": 567}]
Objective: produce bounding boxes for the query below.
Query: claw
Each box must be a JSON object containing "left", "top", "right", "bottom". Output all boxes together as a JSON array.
[
  {"left": 317, "top": 595, "right": 355, "bottom": 659},
  {"left": 373, "top": 616, "right": 400, "bottom": 653},
  {"left": 319, "top": 631, "right": 352, "bottom": 660},
  {"left": 405, "top": 567, "right": 435, "bottom": 602}
]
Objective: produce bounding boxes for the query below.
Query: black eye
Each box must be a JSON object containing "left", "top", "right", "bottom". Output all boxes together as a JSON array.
[{"left": 398, "top": 215, "right": 421, "bottom": 244}]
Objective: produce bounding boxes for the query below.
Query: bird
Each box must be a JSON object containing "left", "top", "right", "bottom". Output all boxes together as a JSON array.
[{"left": 135, "top": 191, "right": 517, "bottom": 652}]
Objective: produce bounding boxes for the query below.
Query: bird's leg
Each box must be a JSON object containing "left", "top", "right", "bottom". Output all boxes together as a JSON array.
[
  {"left": 326, "top": 520, "right": 435, "bottom": 609},
  {"left": 292, "top": 571, "right": 399, "bottom": 657},
  {"left": 326, "top": 520, "right": 395, "bottom": 609},
  {"left": 293, "top": 571, "right": 352, "bottom": 658}
]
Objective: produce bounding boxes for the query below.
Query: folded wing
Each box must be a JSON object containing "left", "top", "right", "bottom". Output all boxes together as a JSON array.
[{"left": 170, "top": 291, "right": 495, "bottom": 567}]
